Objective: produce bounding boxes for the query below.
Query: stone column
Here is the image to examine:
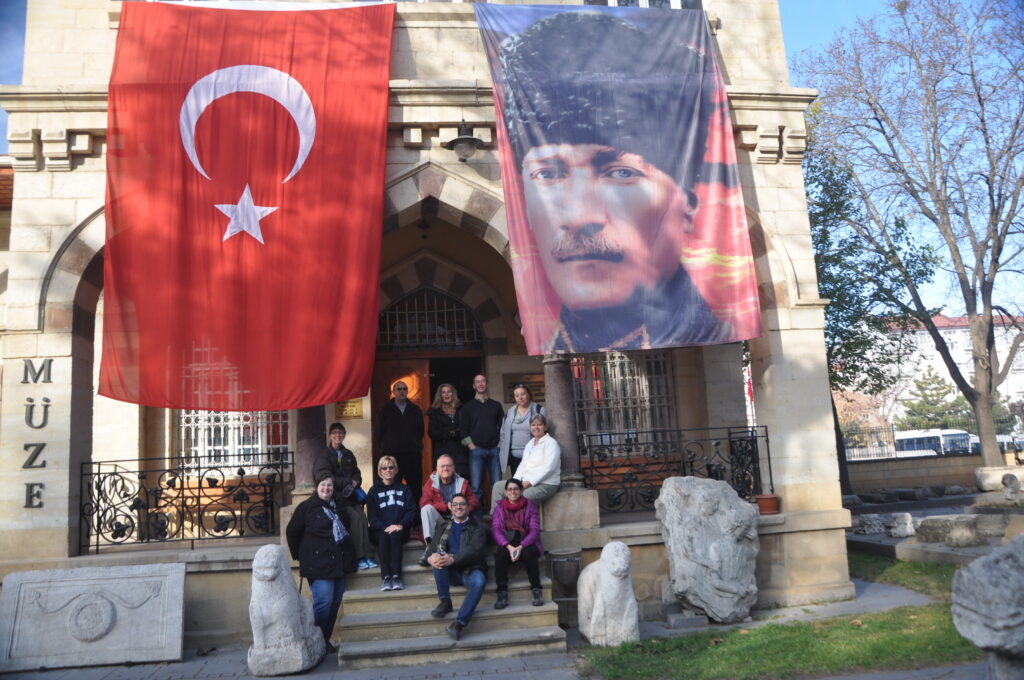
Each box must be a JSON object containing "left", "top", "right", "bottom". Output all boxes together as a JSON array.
[
  {"left": 294, "top": 404, "right": 326, "bottom": 493},
  {"left": 542, "top": 354, "right": 582, "bottom": 488},
  {"left": 541, "top": 354, "right": 599, "bottom": 530}
]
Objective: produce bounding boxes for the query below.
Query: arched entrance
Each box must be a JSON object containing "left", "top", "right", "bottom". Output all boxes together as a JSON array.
[{"left": 371, "top": 285, "right": 485, "bottom": 486}]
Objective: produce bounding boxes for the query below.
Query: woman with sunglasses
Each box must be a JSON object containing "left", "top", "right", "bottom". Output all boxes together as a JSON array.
[
  {"left": 491, "top": 478, "right": 544, "bottom": 609},
  {"left": 367, "top": 456, "right": 416, "bottom": 592}
]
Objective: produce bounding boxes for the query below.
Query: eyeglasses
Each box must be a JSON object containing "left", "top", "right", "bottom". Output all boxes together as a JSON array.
[
  {"left": 379, "top": 465, "right": 396, "bottom": 471},
  {"left": 450, "top": 501, "right": 468, "bottom": 507}
]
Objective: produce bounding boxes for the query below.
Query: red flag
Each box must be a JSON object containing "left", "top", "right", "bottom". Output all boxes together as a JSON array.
[{"left": 101, "top": 2, "right": 394, "bottom": 410}]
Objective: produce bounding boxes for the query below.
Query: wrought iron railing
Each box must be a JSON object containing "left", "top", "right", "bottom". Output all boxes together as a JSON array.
[
  {"left": 578, "top": 426, "right": 771, "bottom": 512},
  {"left": 80, "top": 453, "right": 294, "bottom": 554}
]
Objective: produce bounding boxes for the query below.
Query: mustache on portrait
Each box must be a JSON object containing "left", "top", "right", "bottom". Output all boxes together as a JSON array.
[{"left": 551, "top": 233, "right": 625, "bottom": 263}]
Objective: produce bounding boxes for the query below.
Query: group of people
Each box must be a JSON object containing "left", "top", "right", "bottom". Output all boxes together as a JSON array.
[{"left": 286, "top": 374, "right": 561, "bottom": 649}]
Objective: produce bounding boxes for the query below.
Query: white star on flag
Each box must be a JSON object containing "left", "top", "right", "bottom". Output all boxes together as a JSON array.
[{"left": 215, "top": 184, "right": 278, "bottom": 244}]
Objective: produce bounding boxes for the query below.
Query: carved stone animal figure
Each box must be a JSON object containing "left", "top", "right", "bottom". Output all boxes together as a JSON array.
[
  {"left": 577, "top": 541, "right": 639, "bottom": 647},
  {"left": 247, "top": 545, "right": 325, "bottom": 676}
]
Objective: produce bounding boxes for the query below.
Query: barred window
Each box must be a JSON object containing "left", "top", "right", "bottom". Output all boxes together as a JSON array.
[
  {"left": 571, "top": 351, "right": 677, "bottom": 436},
  {"left": 378, "top": 287, "right": 483, "bottom": 351},
  {"left": 178, "top": 410, "right": 289, "bottom": 472}
]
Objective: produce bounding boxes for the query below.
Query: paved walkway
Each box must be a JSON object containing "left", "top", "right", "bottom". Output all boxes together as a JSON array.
[{"left": 7, "top": 577, "right": 984, "bottom": 680}]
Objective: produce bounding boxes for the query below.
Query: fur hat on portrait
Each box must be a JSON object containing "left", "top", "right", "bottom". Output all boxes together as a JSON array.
[{"left": 499, "top": 11, "right": 716, "bottom": 192}]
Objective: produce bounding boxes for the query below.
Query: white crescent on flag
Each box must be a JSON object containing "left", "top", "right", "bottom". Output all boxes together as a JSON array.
[{"left": 179, "top": 64, "right": 316, "bottom": 183}]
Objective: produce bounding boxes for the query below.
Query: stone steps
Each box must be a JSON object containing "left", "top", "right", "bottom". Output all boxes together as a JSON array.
[
  {"left": 341, "top": 599, "right": 558, "bottom": 641},
  {"left": 337, "top": 626, "right": 567, "bottom": 670},
  {"left": 333, "top": 537, "right": 565, "bottom": 670},
  {"left": 344, "top": 578, "right": 551, "bottom": 614}
]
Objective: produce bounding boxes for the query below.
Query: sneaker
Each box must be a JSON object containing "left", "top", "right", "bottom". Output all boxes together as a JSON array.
[
  {"left": 494, "top": 590, "right": 509, "bottom": 610},
  {"left": 532, "top": 588, "right": 544, "bottom": 606},
  {"left": 357, "top": 559, "right": 371, "bottom": 570},
  {"left": 446, "top": 621, "right": 463, "bottom": 641},
  {"left": 380, "top": 576, "right": 393, "bottom": 592},
  {"left": 364, "top": 557, "right": 379, "bottom": 569},
  {"left": 390, "top": 576, "right": 405, "bottom": 591}
]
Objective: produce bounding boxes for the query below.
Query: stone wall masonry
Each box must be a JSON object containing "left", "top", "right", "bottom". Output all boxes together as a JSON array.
[{"left": 848, "top": 455, "right": 982, "bottom": 494}]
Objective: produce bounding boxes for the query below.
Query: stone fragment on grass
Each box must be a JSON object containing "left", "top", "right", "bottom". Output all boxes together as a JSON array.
[
  {"left": 887, "top": 513, "right": 915, "bottom": 538},
  {"left": 1002, "top": 474, "right": 1020, "bottom": 504},
  {"left": 655, "top": 477, "right": 758, "bottom": 624},
  {"left": 853, "top": 514, "right": 887, "bottom": 535},
  {"left": 917, "top": 515, "right": 986, "bottom": 547},
  {"left": 952, "top": 534, "right": 1024, "bottom": 679}
]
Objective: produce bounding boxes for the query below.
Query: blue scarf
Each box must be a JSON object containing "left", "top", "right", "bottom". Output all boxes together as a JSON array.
[{"left": 321, "top": 500, "right": 349, "bottom": 544}]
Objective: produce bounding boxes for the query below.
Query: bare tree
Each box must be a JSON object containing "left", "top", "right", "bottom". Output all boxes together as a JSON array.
[{"left": 798, "top": 0, "right": 1024, "bottom": 467}]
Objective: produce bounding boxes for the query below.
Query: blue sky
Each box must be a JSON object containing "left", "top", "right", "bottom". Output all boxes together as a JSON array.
[
  {"left": 778, "top": 0, "right": 890, "bottom": 86},
  {"left": 0, "top": 0, "right": 26, "bottom": 155}
]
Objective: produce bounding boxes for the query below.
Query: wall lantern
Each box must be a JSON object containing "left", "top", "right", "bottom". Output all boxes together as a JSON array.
[{"left": 443, "top": 120, "right": 484, "bottom": 162}]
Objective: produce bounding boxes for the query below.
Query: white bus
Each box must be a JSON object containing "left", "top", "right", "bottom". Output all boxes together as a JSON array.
[{"left": 894, "top": 429, "right": 971, "bottom": 457}]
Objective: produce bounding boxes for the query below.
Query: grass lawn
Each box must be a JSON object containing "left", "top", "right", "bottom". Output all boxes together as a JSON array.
[{"left": 580, "top": 552, "right": 982, "bottom": 680}]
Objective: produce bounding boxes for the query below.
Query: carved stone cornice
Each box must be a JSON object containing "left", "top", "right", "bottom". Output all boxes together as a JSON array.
[{"left": 0, "top": 83, "right": 818, "bottom": 170}]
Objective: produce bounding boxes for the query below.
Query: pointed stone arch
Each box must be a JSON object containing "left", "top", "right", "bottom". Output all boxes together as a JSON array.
[
  {"left": 34, "top": 205, "right": 105, "bottom": 333},
  {"left": 383, "top": 162, "right": 510, "bottom": 261},
  {"left": 379, "top": 250, "right": 512, "bottom": 355},
  {"left": 746, "top": 207, "right": 822, "bottom": 313}
]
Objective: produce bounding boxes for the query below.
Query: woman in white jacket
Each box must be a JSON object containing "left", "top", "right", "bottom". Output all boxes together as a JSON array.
[{"left": 512, "top": 414, "right": 560, "bottom": 504}]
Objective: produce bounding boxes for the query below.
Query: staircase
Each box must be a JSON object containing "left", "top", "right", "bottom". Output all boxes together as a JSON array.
[{"left": 335, "top": 540, "right": 567, "bottom": 670}]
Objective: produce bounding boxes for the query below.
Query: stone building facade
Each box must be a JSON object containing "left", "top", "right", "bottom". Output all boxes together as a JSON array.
[{"left": 0, "top": 0, "right": 852, "bottom": 642}]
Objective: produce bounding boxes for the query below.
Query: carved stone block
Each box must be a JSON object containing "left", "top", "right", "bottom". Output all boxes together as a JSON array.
[
  {"left": 0, "top": 563, "right": 185, "bottom": 672},
  {"left": 952, "top": 534, "right": 1024, "bottom": 678},
  {"left": 887, "top": 512, "right": 915, "bottom": 538},
  {"left": 655, "top": 477, "right": 759, "bottom": 623}
]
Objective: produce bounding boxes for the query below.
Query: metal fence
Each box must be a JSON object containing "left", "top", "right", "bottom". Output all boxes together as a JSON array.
[
  {"left": 843, "top": 417, "right": 1022, "bottom": 462},
  {"left": 578, "top": 426, "right": 771, "bottom": 512},
  {"left": 80, "top": 453, "right": 294, "bottom": 554}
]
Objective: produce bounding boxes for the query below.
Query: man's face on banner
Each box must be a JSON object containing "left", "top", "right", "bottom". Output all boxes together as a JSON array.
[{"left": 522, "top": 143, "right": 696, "bottom": 310}]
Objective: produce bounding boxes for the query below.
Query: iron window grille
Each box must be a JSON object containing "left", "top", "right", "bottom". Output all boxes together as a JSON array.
[{"left": 377, "top": 287, "right": 483, "bottom": 351}]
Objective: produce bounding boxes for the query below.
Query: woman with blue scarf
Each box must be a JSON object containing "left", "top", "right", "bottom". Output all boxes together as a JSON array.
[{"left": 286, "top": 472, "right": 356, "bottom": 652}]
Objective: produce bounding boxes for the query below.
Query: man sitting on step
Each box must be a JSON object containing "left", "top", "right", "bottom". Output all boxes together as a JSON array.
[
  {"left": 425, "top": 493, "right": 489, "bottom": 640},
  {"left": 419, "top": 454, "right": 480, "bottom": 566}
]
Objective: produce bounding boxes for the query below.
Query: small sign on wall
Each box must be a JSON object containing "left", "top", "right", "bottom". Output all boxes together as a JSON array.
[
  {"left": 502, "top": 373, "right": 546, "bottom": 404},
  {"left": 335, "top": 399, "right": 363, "bottom": 419}
]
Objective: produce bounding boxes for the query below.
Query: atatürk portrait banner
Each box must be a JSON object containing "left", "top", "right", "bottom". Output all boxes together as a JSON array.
[
  {"left": 476, "top": 5, "right": 761, "bottom": 354},
  {"left": 102, "top": 2, "right": 394, "bottom": 410}
]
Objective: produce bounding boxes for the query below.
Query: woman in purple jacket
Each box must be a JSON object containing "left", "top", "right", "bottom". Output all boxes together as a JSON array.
[{"left": 491, "top": 478, "right": 544, "bottom": 608}]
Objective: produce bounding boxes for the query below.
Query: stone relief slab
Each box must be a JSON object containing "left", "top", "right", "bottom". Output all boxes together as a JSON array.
[{"left": 0, "top": 563, "right": 185, "bottom": 672}]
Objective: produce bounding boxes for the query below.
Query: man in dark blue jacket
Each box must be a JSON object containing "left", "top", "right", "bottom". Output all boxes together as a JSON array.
[{"left": 425, "top": 493, "right": 488, "bottom": 640}]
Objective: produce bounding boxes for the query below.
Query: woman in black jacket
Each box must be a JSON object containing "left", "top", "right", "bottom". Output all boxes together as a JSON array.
[
  {"left": 427, "top": 383, "right": 468, "bottom": 479},
  {"left": 366, "top": 455, "right": 416, "bottom": 592},
  {"left": 286, "top": 474, "right": 355, "bottom": 650}
]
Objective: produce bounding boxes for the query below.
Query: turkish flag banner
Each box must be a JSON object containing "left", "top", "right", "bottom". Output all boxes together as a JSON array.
[{"left": 102, "top": 2, "right": 394, "bottom": 410}]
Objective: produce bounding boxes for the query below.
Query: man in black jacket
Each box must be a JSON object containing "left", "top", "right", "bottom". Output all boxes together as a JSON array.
[
  {"left": 459, "top": 374, "right": 504, "bottom": 508},
  {"left": 312, "top": 422, "right": 376, "bottom": 570},
  {"left": 375, "top": 381, "right": 426, "bottom": 504},
  {"left": 425, "top": 493, "right": 488, "bottom": 640}
]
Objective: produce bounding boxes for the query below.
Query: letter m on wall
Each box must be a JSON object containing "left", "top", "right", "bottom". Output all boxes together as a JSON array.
[{"left": 22, "top": 359, "right": 52, "bottom": 384}]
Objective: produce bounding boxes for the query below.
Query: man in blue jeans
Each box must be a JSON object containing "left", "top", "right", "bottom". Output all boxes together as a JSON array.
[
  {"left": 459, "top": 373, "right": 504, "bottom": 509},
  {"left": 425, "top": 493, "right": 488, "bottom": 640}
]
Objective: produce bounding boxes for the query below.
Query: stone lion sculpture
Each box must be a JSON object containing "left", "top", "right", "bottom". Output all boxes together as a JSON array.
[
  {"left": 577, "top": 541, "right": 639, "bottom": 647},
  {"left": 247, "top": 544, "right": 325, "bottom": 676}
]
